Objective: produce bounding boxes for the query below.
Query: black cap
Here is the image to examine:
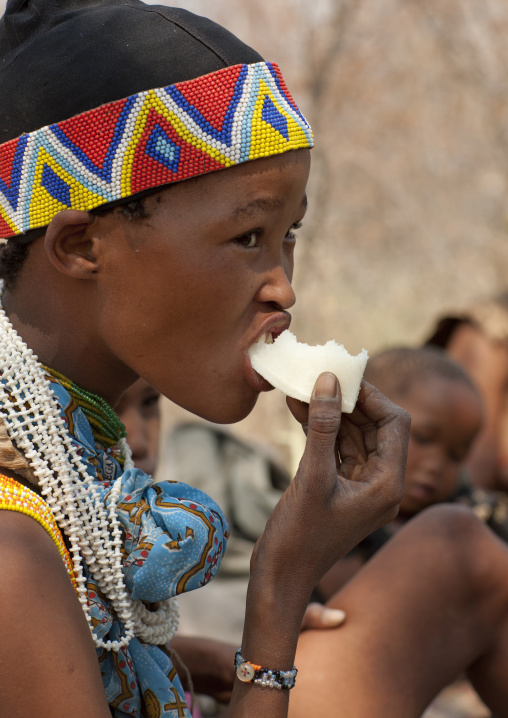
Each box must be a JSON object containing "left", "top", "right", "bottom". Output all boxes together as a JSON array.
[{"left": 0, "top": 0, "right": 262, "bottom": 143}]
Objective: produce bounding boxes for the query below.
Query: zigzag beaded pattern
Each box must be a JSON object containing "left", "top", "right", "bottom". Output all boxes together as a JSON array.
[
  {"left": 0, "top": 62, "right": 313, "bottom": 238},
  {"left": 0, "top": 473, "right": 77, "bottom": 591}
]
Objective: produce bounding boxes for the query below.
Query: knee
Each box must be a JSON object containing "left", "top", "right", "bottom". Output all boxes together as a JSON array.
[
  {"left": 409, "top": 504, "right": 506, "bottom": 595},
  {"left": 401, "top": 504, "right": 487, "bottom": 573},
  {"left": 413, "top": 503, "right": 485, "bottom": 544}
]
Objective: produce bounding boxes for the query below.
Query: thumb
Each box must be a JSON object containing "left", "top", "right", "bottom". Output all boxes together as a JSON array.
[
  {"left": 300, "top": 602, "right": 346, "bottom": 631},
  {"left": 300, "top": 372, "right": 341, "bottom": 472}
]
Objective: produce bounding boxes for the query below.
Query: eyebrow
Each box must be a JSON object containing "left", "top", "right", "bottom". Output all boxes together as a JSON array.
[{"left": 232, "top": 193, "right": 308, "bottom": 220}]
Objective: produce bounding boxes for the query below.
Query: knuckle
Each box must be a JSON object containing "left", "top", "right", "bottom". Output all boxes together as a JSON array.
[
  {"left": 399, "top": 407, "right": 412, "bottom": 429},
  {"left": 392, "top": 405, "right": 411, "bottom": 431},
  {"left": 366, "top": 467, "right": 405, "bottom": 514},
  {"left": 309, "top": 411, "right": 340, "bottom": 436},
  {"left": 385, "top": 477, "right": 405, "bottom": 506}
]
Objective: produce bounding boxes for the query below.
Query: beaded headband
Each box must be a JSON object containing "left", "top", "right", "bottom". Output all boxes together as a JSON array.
[{"left": 0, "top": 61, "right": 313, "bottom": 239}]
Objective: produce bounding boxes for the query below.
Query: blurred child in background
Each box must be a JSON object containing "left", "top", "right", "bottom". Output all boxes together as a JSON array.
[{"left": 316, "top": 346, "right": 486, "bottom": 601}]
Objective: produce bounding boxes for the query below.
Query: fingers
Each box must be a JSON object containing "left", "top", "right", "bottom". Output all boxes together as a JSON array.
[
  {"left": 353, "top": 381, "right": 411, "bottom": 463},
  {"left": 286, "top": 395, "right": 309, "bottom": 427},
  {"left": 300, "top": 602, "right": 346, "bottom": 631},
  {"left": 335, "top": 381, "right": 410, "bottom": 502},
  {"left": 298, "top": 373, "right": 342, "bottom": 482}
]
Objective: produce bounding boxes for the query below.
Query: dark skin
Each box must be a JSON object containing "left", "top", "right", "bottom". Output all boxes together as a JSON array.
[
  {"left": 291, "top": 505, "right": 508, "bottom": 717},
  {"left": 312, "top": 374, "right": 484, "bottom": 602},
  {"left": 117, "top": 379, "right": 348, "bottom": 704},
  {"left": 445, "top": 322, "right": 508, "bottom": 492},
  {"left": 0, "top": 150, "right": 411, "bottom": 717},
  {"left": 4, "top": 152, "right": 304, "bottom": 415},
  {"left": 115, "top": 379, "right": 162, "bottom": 476}
]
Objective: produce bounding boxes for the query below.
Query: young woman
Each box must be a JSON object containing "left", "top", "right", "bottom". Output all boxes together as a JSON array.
[
  {"left": 0, "top": 1, "right": 409, "bottom": 717},
  {"left": 6, "top": 3, "right": 508, "bottom": 718}
]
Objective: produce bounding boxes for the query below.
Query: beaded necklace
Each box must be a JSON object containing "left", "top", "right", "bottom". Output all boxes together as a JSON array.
[
  {"left": 0, "top": 280, "right": 179, "bottom": 651},
  {"left": 41, "top": 364, "right": 127, "bottom": 449}
]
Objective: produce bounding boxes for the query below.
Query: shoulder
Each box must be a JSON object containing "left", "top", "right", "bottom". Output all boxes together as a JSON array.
[
  {"left": 0, "top": 510, "right": 112, "bottom": 718},
  {"left": 0, "top": 508, "right": 84, "bottom": 669},
  {"left": 0, "top": 508, "right": 74, "bottom": 603}
]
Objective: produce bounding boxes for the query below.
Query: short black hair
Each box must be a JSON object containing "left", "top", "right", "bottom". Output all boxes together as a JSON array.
[
  {"left": 0, "top": 238, "right": 31, "bottom": 288},
  {"left": 0, "top": 197, "right": 151, "bottom": 288},
  {"left": 364, "top": 345, "right": 479, "bottom": 400}
]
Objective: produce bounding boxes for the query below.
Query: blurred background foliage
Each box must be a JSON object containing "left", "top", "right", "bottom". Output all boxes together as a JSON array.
[{"left": 3, "top": 0, "right": 508, "bottom": 469}]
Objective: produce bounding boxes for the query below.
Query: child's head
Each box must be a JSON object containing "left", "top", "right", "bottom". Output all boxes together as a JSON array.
[{"left": 365, "top": 346, "right": 483, "bottom": 518}]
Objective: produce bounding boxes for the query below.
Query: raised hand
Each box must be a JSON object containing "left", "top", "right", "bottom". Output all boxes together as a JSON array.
[
  {"left": 250, "top": 373, "right": 410, "bottom": 612},
  {"left": 230, "top": 373, "right": 409, "bottom": 716}
]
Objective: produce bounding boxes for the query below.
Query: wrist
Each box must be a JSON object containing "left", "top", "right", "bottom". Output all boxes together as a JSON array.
[
  {"left": 241, "top": 572, "right": 309, "bottom": 670},
  {"left": 234, "top": 649, "right": 297, "bottom": 690}
]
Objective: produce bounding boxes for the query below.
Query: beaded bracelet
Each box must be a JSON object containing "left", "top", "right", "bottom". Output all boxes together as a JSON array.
[{"left": 234, "top": 649, "right": 298, "bottom": 690}]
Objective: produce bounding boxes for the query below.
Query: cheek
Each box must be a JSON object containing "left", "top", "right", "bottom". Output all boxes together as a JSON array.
[
  {"left": 147, "top": 418, "right": 160, "bottom": 452},
  {"left": 439, "top": 466, "right": 461, "bottom": 497},
  {"left": 404, "top": 440, "right": 420, "bottom": 479},
  {"left": 283, "top": 245, "right": 295, "bottom": 283}
]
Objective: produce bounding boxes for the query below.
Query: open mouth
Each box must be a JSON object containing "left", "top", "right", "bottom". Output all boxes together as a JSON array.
[
  {"left": 256, "top": 331, "right": 275, "bottom": 345},
  {"left": 253, "top": 328, "right": 288, "bottom": 347}
]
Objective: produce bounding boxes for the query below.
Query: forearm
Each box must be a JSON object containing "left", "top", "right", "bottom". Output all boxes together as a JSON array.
[
  {"left": 228, "top": 377, "right": 410, "bottom": 717},
  {"left": 227, "top": 568, "right": 309, "bottom": 718}
]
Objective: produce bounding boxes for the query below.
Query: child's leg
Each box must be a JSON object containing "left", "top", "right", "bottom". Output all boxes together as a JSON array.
[{"left": 290, "top": 505, "right": 508, "bottom": 718}]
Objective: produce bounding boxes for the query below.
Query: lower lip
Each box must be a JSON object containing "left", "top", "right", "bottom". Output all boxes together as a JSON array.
[{"left": 243, "top": 352, "right": 274, "bottom": 394}]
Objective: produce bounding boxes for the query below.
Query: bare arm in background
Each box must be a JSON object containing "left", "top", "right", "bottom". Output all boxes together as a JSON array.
[{"left": 446, "top": 322, "right": 508, "bottom": 491}]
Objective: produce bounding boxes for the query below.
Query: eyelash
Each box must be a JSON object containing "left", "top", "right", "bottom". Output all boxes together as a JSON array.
[
  {"left": 286, "top": 221, "right": 302, "bottom": 240},
  {"left": 235, "top": 221, "right": 303, "bottom": 249}
]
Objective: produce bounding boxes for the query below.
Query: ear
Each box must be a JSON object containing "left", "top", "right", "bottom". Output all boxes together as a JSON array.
[{"left": 44, "top": 209, "right": 99, "bottom": 278}]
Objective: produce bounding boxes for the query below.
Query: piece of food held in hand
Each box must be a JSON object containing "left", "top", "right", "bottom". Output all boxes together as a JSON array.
[{"left": 248, "top": 330, "right": 369, "bottom": 412}]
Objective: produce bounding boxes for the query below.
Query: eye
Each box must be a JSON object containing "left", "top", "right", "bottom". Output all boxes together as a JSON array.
[
  {"left": 235, "top": 231, "right": 261, "bottom": 248},
  {"left": 141, "top": 392, "right": 160, "bottom": 409},
  {"left": 411, "top": 430, "right": 432, "bottom": 446},
  {"left": 285, "top": 221, "right": 302, "bottom": 241},
  {"left": 449, "top": 447, "right": 468, "bottom": 464},
  {"left": 140, "top": 391, "right": 161, "bottom": 418}
]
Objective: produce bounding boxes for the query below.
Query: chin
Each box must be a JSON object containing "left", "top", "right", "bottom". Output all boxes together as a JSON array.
[{"left": 191, "top": 392, "right": 260, "bottom": 425}]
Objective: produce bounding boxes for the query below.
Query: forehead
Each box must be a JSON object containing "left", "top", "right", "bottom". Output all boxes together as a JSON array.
[
  {"left": 404, "top": 375, "right": 482, "bottom": 420},
  {"left": 149, "top": 150, "right": 310, "bottom": 214}
]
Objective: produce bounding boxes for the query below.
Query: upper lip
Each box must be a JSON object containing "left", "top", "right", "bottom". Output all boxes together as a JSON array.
[{"left": 248, "top": 311, "right": 292, "bottom": 350}]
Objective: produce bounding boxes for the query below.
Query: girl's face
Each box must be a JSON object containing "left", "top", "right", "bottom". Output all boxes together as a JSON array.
[
  {"left": 96, "top": 150, "right": 310, "bottom": 423},
  {"left": 397, "top": 376, "right": 482, "bottom": 518}
]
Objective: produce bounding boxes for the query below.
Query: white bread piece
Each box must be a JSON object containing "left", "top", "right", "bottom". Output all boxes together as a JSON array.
[{"left": 248, "top": 330, "right": 368, "bottom": 412}]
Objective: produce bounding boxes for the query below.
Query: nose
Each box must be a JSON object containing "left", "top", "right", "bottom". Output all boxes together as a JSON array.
[
  {"left": 421, "top": 446, "right": 450, "bottom": 481},
  {"left": 255, "top": 262, "right": 296, "bottom": 310}
]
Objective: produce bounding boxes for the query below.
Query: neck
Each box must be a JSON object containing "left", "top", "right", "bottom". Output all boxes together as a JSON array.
[{"left": 2, "top": 283, "right": 138, "bottom": 408}]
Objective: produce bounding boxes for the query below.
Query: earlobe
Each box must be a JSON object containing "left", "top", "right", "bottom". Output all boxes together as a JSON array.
[{"left": 44, "top": 209, "right": 98, "bottom": 278}]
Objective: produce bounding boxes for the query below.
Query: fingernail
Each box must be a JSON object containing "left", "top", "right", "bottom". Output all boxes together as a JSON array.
[
  {"left": 314, "top": 372, "right": 338, "bottom": 399},
  {"left": 322, "top": 608, "right": 346, "bottom": 626}
]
